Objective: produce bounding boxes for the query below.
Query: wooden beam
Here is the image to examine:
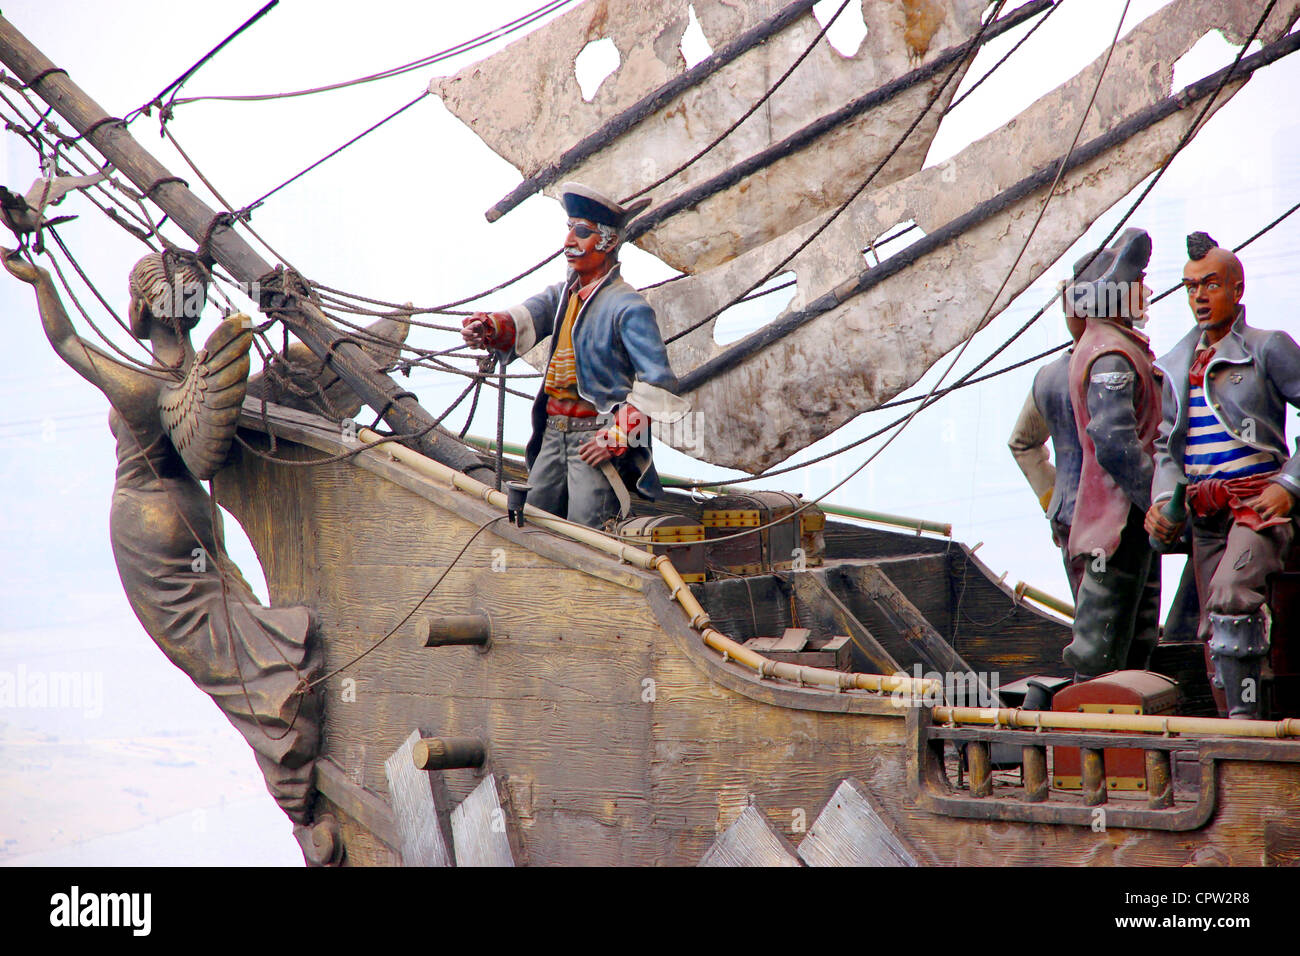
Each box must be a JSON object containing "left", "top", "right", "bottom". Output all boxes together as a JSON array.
[
  {"left": 843, "top": 564, "right": 993, "bottom": 705},
  {"left": 698, "top": 804, "right": 802, "bottom": 867},
  {"left": 797, "top": 778, "right": 918, "bottom": 867},
  {"left": 787, "top": 571, "right": 901, "bottom": 676},
  {"left": 315, "top": 757, "right": 401, "bottom": 852},
  {"left": 383, "top": 730, "right": 455, "bottom": 867},
  {"left": 0, "top": 15, "right": 493, "bottom": 480},
  {"left": 450, "top": 773, "right": 522, "bottom": 867}
]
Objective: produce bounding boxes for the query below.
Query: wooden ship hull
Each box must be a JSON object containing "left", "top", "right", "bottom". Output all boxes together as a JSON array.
[{"left": 217, "top": 403, "right": 1300, "bottom": 866}]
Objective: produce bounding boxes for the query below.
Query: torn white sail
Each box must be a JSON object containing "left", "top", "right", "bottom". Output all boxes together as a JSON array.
[{"left": 434, "top": 0, "right": 989, "bottom": 271}]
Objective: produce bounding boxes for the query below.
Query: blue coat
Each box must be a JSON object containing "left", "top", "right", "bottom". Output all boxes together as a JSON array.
[{"left": 501, "top": 264, "right": 681, "bottom": 499}]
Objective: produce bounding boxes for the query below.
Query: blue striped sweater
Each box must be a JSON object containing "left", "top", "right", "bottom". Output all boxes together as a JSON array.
[{"left": 1185, "top": 381, "right": 1276, "bottom": 482}]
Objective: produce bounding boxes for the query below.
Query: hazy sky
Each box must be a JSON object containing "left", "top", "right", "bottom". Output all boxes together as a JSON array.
[{"left": 2, "top": 0, "right": 1298, "bottom": 864}]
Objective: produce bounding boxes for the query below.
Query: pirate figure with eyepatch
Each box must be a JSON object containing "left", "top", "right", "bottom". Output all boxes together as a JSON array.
[
  {"left": 1146, "top": 232, "right": 1300, "bottom": 719},
  {"left": 463, "top": 183, "right": 689, "bottom": 528},
  {"left": 1061, "top": 227, "right": 1162, "bottom": 682}
]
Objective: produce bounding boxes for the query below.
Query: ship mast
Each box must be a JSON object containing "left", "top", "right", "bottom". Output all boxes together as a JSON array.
[{"left": 0, "top": 14, "right": 494, "bottom": 480}]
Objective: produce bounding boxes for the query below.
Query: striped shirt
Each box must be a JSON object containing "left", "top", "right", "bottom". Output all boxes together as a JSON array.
[
  {"left": 544, "top": 293, "right": 582, "bottom": 402},
  {"left": 1185, "top": 378, "right": 1276, "bottom": 482}
]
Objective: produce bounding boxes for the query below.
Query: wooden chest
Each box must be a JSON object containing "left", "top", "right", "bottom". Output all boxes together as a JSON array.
[
  {"left": 1052, "top": 670, "right": 1179, "bottom": 791},
  {"left": 701, "top": 491, "right": 824, "bottom": 576},
  {"left": 742, "top": 628, "right": 852, "bottom": 670},
  {"left": 615, "top": 515, "right": 706, "bottom": 582}
]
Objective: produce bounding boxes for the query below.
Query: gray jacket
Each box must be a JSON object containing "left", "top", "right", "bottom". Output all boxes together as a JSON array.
[{"left": 1153, "top": 308, "right": 1300, "bottom": 502}]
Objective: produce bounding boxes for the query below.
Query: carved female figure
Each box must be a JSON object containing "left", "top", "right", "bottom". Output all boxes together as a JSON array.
[{"left": 3, "top": 249, "right": 335, "bottom": 863}]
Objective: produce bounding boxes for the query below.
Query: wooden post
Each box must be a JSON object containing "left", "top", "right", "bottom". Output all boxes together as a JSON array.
[
  {"left": 412, "top": 736, "right": 486, "bottom": 771},
  {"left": 796, "top": 778, "right": 918, "bottom": 867},
  {"left": 1081, "top": 748, "right": 1107, "bottom": 806},
  {"left": 1021, "top": 745, "right": 1048, "bottom": 803},
  {"left": 425, "top": 614, "right": 492, "bottom": 648},
  {"left": 967, "top": 741, "right": 992, "bottom": 798},
  {"left": 698, "top": 803, "right": 802, "bottom": 867},
  {"left": 1145, "top": 749, "right": 1174, "bottom": 810}
]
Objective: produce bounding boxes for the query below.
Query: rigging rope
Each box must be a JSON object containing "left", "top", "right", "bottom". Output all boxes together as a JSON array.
[
  {"left": 169, "top": 0, "right": 578, "bottom": 107},
  {"left": 122, "top": 1, "right": 280, "bottom": 126},
  {"left": 620, "top": 0, "right": 856, "bottom": 204}
]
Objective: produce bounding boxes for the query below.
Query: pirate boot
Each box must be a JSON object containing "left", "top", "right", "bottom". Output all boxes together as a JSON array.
[{"left": 1207, "top": 612, "right": 1269, "bottom": 720}]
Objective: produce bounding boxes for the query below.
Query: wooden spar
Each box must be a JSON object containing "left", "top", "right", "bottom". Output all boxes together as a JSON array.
[
  {"left": 0, "top": 15, "right": 493, "bottom": 480},
  {"left": 675, "top": 29, "right": 1300, "bottom": 394},
  {"left": 623, "top": 0, "right": 1054, "bottom": 244},
  {"left": 483, "top": 0, "right": 822, "bottom": 222}
]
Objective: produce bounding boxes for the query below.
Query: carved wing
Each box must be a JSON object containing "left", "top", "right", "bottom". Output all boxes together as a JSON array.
[
  {"left": 246, "top": 314, "right": 411, "bottom": 419},
  {"left": 159, "top": 314, "right": 254, "bottom": 480}
]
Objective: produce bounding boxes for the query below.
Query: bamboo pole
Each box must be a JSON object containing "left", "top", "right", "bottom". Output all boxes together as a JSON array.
[
  {"left": 1015, "top": 581, "right": 1074, "bottom": 618},
  {"left": 359, "top": 427, "right": 938, "bottom": 698},
  {"left": 934, "top": 706, "right": 1300, "bottom": 740}
]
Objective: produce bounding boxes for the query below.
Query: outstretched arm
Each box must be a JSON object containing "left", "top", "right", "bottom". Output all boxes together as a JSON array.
[{"left": 3, "top": 250, "right": 138, "bottom": 404}]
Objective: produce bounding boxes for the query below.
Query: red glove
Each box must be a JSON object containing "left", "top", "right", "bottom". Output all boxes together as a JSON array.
[
  {"left": 601, "top": 404, "right": 648, "bottom": 458},
  {"left": 461, "top": 311, "right": 516, "bottom": 351}
]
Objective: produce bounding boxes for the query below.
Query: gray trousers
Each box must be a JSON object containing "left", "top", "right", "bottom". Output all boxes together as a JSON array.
[
  {"left": 1063, "top": 506, "right": 1160, "bottom": 678},
  {"left": 528, "top": 419, "right": 621, "bottom": 529},
  {"left": 1191, "top": 510, "right": 1294, "bottom": 636}
]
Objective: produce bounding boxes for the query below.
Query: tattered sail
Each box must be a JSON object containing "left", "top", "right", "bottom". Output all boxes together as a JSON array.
[
  {"left": 437, "top": 0, "right": 1300, "bottom": 471},
  {"left": 434, "top": 0, "right": 990, "bottom": 271}
]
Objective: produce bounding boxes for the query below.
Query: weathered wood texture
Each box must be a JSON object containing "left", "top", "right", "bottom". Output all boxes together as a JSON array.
[
  {"left": 451, "top": 774, "right": 520, "bottom": 867},
  {"left": 314, "top": 758, "right": 401, "bottom": 865},
  {"left": 787, "top": 570, "right": 899, "bottom": 675},
  {"left": 384, "top": 729, "right": 454, "bottom": 867},
  {"left": 698, "top": 804, "right": 802, "bottom": 867},
  {"left": 216, "top": 417, "right": 1300, "bottom": 866},
  {"left": 797, "top": 778, "right": 918, "bottom": 867},
  {"left": 938, "top": 548, "right": 1072, "bottom": 684}
]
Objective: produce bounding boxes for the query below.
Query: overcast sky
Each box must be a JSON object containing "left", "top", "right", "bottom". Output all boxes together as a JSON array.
[{"left": 2, "top": 0, "right": 1298, "bottom": 864}]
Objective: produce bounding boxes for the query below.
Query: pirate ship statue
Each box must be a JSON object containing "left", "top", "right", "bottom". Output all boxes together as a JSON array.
[{"left": 5, "top": 0, "right": 1300, "bottom": 867}]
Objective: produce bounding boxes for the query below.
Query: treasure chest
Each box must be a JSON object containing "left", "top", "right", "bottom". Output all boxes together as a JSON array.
[
  {"left": 1052, "top": 670, "right": 1179, "bottom": 792},
  {"left": 701, "top": 491, "right": 825, "bottom": 576},
  {"left": 614, "top": 515, "right": 706, "bottom": 583}
]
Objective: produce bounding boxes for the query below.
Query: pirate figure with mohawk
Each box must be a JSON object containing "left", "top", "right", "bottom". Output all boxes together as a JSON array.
[
  {"left": 464, "top": 183, "right": 689, "bottom": 528},
  {"left": 1146, "top": 232, "right": 1300, "bottom": 719}
]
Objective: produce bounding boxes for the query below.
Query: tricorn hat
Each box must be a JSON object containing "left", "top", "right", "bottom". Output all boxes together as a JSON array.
[
  {"left": 1064, "top": 227, "right": 1151, "bottom": 318},
  {"left": 559, "top": 182, "right": 651, "bottom": 230}
]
